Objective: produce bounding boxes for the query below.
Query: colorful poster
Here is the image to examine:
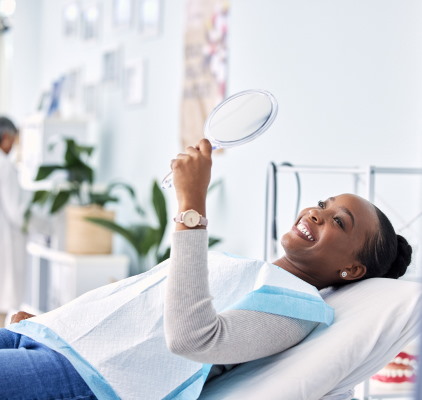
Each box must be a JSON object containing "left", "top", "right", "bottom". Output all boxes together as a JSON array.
[{"left": 180, "top": 0, "right": 229, "bottom": 149}]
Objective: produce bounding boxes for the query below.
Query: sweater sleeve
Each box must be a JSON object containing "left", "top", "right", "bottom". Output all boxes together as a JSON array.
[{"left": 163, "top": 230, "right": 317, "bottom": 365}]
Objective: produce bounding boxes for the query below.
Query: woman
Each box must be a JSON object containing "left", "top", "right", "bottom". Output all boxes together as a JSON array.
[
  {"left": 0, "top": 116, "right": 28, "bottom": 317},
  {"left": 0, "top": 139, "right": 412, "bottom": 400}
]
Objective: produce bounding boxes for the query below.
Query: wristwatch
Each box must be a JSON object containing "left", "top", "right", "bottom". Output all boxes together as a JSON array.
[{"left": 174, "top": 210, "right": 208, "bottom": 228}]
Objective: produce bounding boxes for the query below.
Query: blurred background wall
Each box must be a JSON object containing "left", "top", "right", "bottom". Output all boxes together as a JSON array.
[{"left": 1, "top": 0, "right": 422, "bottom": 262}]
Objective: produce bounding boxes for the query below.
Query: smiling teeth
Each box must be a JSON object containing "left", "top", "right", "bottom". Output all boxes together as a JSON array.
[{"left": 297, "top": 222, "right": 315, "bottom": 241}]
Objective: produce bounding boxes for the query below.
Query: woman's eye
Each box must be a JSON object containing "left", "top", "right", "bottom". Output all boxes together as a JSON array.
[
  {"left": 318, "top": 200, "right": 325, "bottom": 209},
  {"left": 334, "top": 217, "right": 344, "bottom": 229}
]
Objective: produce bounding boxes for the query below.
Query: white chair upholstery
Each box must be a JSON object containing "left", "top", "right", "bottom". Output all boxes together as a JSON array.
[{"left": 199, "top": 277, "right": 422, "bottom": 400}]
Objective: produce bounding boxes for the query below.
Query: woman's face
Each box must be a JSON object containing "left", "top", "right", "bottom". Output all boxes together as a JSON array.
[
  {"left": 280, "top": 193, "right": 379, "bottom": 288},
  {"left": 0, "top": 132, "right": 17, "bottom": 154}
]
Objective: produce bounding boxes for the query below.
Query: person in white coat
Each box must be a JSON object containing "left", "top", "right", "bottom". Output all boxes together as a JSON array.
[{"left": 0, "top": 116, "right": 27, "bottom": 315}]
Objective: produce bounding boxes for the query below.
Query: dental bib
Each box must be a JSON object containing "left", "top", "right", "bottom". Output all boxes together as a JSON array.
[{"left": 8, "top": 252, "right": 334, "bottom": 400}]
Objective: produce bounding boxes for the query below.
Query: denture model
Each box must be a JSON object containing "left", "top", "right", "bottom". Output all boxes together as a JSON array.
[{"left": 370, "top": 340, "right": 419, "bottom": 393}]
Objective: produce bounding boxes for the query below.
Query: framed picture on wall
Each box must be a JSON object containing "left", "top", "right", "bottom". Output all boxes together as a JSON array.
[
  {"left": 60, "top": 68, "right": 84, "bottom": 117},
  {"left": 81, "top": 3, "right": 101, "bottom": 40},
  {"left": 138, "top": 0, "right": 161, "bottom": 38},
  {"left": 112, "top": 0, "right": 134, "bottom": 29},
  {"left": 102, "top": 47, "right": 123, "bottom": 85},
  {"left": 123, "top": 59, "right": 145, "bottom": 105},
  {"left": 63, "top": 2, "right": 80, "bottom": 37}
]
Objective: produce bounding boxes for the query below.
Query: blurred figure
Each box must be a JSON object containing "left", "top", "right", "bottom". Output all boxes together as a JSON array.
[{"left": 0, "top": 116, "right": 27, "bottom": 316}]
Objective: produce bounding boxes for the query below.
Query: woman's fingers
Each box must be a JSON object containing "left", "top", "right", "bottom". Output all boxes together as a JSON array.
[
  {"left": 198, "top": 138, "right": 212, "bottom": 156},
  {"left": 10, "top": 311, "right": 35, "bottom": 324},
  {"left": 171, "top": 139, "right": 212, "bottom": 169},
  {"left": 171, "top": 153, "right": 189, "bottom": 170},
  {"left": 183, "top": 139, "right": 212, "bottom": 156},
  {"left": 185, "top": 145, "right": 200, "bottom": 156}
]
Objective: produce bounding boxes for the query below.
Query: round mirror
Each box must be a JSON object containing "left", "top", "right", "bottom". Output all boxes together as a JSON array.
[
  {"left": 204, "top": 89, "right": 278, "bottom": 147},
  {"left": 161, "top": 89, "right": 278, "bottom": 189}
]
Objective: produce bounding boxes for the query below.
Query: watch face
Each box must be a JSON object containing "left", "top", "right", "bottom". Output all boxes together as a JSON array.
[{"left": 183, "top": 210, "right": 200, "bottom": 227}]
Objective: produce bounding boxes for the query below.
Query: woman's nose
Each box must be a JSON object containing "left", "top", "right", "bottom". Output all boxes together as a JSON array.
[{"left": 308, "top": 208, "right": 323, "bottom": 224}]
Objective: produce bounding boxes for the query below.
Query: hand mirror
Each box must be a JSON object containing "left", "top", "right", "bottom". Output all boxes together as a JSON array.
[{"left": 161, "top": 89, "right": 278, "bottom": 189}]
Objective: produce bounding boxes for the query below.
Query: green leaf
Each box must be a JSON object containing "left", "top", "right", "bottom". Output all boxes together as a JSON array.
[
  {"left": 64, "top": 138, "right": 94, "bottom": 165},
  {"left": 68, "top": 164, "right": 94, "bottom": 184},
  {"left": 64, "top": 138, "right": 78, "bottom": 164},
  {"left": 32, "top": 190, "right": 50, "bottom": 205},
  {"left": 208, "top": 178, "right": 223, "bottom": 194},
  {"left": 35, "top": 165, "right": 64, "bottom": 181},
  {"left": 157, "top": 247, "right": 171, "bottom": 263},
  {"left": 106, "top": 182, "right": 145, "bottom": 216},
  {"left": 47, "top": 140, "right": 58, "bottom": 152},
  {"left": 75, "top": 143, "right": 94, "bottom": 157},
  {"left": 152, "top": 180, "right": 167, "bottom": 239},
  {"left": 50, "top": 190, "right": 72, "bottom": 213},
  {"left": 61, "top": 138, "right": 94, "bottom": 184},
  {"left": 86, "top": 219, "right": 161, "bottom": 260},
  {"left": 208, "top": 236, "right": 221, "bottom": 248},
  {"left": 86, "top": 217, "right": 139, "bottom": 250},
  {"left": 22, "top": 208, "right": 32, "bottom": 232},
  {"left": 89, "top": 193, "right": 119, "bottom": 207},
  {"left": 138, "top": 226, "right": 160, "bottom": 255}
]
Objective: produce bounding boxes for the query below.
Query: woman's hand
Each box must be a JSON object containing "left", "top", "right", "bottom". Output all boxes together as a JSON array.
[
  {"left": 10, "top": 311, "right": 35, "bottom": 324},
  {"left": 171, "top": 139, "right": 212, "bottom": 224}
]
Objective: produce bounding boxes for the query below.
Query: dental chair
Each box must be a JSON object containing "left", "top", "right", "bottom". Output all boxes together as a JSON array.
[{"left": 199, "top": 271, "right": 421, "bottom": 400}]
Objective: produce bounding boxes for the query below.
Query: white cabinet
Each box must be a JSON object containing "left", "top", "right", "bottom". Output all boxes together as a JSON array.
[{"left": 26, "top": 242, "right": 129, "bottom": 313}]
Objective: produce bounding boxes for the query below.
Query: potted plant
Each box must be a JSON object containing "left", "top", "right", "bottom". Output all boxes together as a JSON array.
[
  {"left": 24, "top": 136, "right": 142, "bottom": 254},
  {"left": 86, "top": 179, "right": 222, "bottom": 274}
]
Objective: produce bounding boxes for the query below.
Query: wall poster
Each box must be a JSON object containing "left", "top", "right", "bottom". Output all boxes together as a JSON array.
[{"left": 180, "top": 0, "right": 229, "bottom": 149}]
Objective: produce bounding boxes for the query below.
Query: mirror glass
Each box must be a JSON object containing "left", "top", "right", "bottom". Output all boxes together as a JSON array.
[
  {"left": 204, "top": 89, "right": 278, "bottom": 147},
  {"left": 161, "top": 89, "right": 278, "bottom": 189}
]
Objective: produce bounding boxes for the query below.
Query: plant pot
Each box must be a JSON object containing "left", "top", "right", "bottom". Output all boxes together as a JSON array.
[{"left": 65, "top": 205, "right": 115, "bottom": 254}]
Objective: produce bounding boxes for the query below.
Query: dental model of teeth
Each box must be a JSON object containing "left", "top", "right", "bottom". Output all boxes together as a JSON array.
[
  {"left": 370, "top": 341, "right": 419, "bottom": 393},
  {"left": 297, "top": 222, "right": 314, "bottom": 241}
]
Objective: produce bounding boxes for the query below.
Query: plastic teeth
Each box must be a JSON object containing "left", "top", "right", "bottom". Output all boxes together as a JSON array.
[
  {"left": 375, "top": 368, "right": 416, "bottom": 378},
  {"left": 393, "top": 356, "right": 418, "bottom": 369},
  {"left": 297, "top": 222, "right": 315, "bottom": 241}
]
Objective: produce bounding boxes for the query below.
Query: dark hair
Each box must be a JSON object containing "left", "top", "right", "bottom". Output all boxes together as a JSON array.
[
  {"left": 356, "top": 205, "right": 412, "bottom": 280},
  {"left": 0, "top": 116, "right": 18, "bottom": 142}
]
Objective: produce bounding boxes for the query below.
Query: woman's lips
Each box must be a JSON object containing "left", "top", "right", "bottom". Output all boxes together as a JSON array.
[{"left": 293, "top": 220, "right": 316, "bottom": 242}]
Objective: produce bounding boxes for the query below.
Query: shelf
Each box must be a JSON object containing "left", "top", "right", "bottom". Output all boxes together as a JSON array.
[
  {"left": 27, "top": 241, "right": 129, "bottom": 265},
  {"left": 26, "top": 242, "right": 130, "bottom": 312}
]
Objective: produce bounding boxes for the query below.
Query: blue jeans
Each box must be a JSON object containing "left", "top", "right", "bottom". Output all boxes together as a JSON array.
[{"left": 0, "top": 328, "right": 98, "bottom": 400}]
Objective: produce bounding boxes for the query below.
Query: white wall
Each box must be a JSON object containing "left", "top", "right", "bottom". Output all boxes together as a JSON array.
[
  {"left": 8, "top": 0, "right": 422, "bottom": 263},
  {"left": 9, "top": 0, "right": 41, "bottom": 120},
  {"left": 217, "top": 0, "right": 422, "bottom": 260}
]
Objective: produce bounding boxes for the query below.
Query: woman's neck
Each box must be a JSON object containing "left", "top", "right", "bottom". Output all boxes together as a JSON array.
[{"left": 271, "top": 256, "right": 325, "bottom": 290}]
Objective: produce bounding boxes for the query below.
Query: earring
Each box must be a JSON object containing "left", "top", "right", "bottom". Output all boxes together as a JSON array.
[{"left": 341, "top": 271, "right": 347, "bottom": 278}]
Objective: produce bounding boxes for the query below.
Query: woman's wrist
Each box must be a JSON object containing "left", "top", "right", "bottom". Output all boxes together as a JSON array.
[
  {"left": 177, "top": 201, "right": 206, "bottom": 217},
  {"left": 175, "top": 204, "right": 207, "bottom": 231}
]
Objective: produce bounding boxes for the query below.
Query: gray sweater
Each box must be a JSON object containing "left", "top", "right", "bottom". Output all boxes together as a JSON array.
[{"left": 164, "top": 229, "right": 318, "bottom": 371}]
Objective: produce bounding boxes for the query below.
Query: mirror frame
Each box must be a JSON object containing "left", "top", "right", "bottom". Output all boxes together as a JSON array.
[{"left": 203, "top": 89, "right": 278, "bottom": 148}]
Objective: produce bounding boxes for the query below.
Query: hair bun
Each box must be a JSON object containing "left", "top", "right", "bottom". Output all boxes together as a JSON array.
[{"left": 383, "top": 235, "right": 412, "bottom": 279}]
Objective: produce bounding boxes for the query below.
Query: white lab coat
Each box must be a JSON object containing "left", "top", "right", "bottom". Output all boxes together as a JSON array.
[{"left": 0, "top": 149, "right": 27, "bottom": 313}]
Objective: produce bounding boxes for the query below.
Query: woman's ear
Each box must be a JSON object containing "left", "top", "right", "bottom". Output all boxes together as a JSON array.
[{"left": 340, "top": 263, "right": 367, "bottom": 281}]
